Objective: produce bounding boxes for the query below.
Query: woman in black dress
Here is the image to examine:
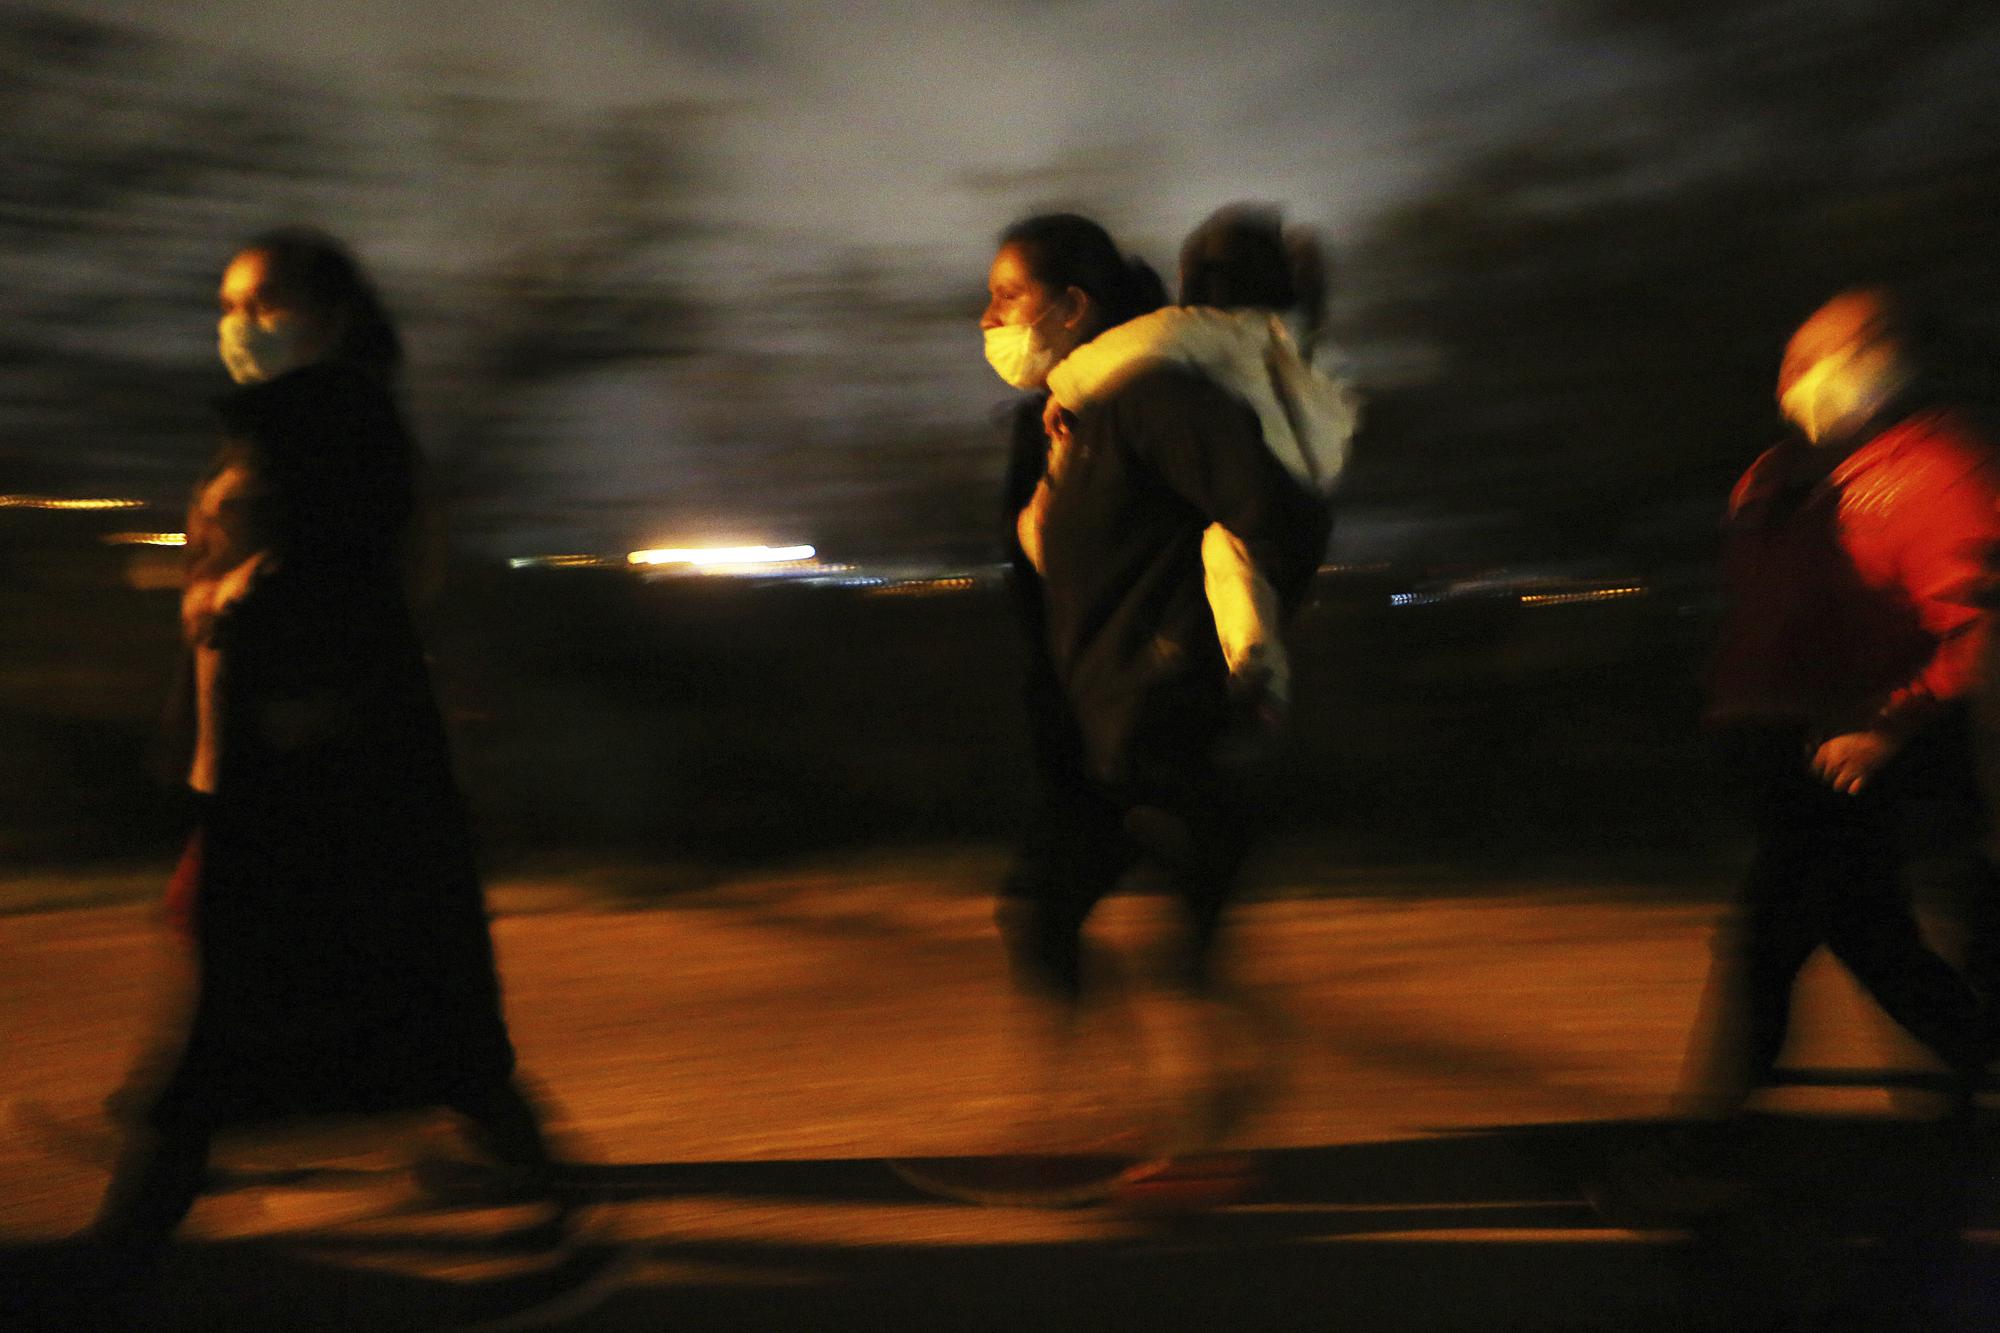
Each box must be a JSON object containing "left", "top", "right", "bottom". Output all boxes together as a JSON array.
[{"left": 95, "top": 228, "right": 557, "bottom": 1253}]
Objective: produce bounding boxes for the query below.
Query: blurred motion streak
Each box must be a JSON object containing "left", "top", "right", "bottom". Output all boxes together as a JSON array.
[
  {"left": 0, "top": 495, "right": 145, "bottom": 510},
  {"left": 1519, "top": 585, "right": 1645, "bottom": 607},
  {"left": 100, "top": 531, "right": 187, "bottom": 546},
  {"left": 864, "top": 576, "right": 978, "bottom": 598},
  {"left": 627, "top": 544, "right": 817, "bottom": 568},
  {"left": 507, "top": 554, "right": 611, "bottom": 569}
]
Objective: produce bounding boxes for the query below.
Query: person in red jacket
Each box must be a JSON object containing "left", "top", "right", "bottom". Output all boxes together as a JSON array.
[{"left": 1691, "top": 287, "right": 2000, "bottom": 1113}]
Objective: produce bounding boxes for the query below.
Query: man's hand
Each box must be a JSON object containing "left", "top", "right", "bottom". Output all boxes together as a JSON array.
[{"left": 1811, "top": 728, "right": 1901, "bottom": 795}]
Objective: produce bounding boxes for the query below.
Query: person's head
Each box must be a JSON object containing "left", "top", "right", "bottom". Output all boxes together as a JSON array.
[
  {"left": 1178, "top": 203, "right": 1298, "bottom": 313},
  {"left": 1776, "top": 288, "right": 1913, "bottom": 446},
  {"left": 980, "top": 212, "right": 1164, "bottom": 390},
  {"left": 217, "top": 228, "right": 402, "bottom": 386}
]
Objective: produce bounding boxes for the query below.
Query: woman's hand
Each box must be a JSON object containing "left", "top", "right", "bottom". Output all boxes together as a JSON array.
[
  {"left": 211, "top": 551, "right": 266, "bottom": 614},
  {"left": 1041, "top": 396, "right": 1073, "bottom": 451},
  {"left": 1811, "top": 728, "right": 1901, "bottom": 795}
]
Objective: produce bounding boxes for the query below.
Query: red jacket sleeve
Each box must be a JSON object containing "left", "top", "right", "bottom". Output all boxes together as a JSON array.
[{"left": 1874, "top": 437, "right": 2000, "bottom": 728}]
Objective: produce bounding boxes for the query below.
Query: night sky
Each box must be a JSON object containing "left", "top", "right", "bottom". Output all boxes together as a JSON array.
[
  {"left": 22, "top": 3, "right": 1996, "bottom": 562},
  {"left": 2, "top": 0, "right": 1647, "bottom": 557},
  {"left": 61, "top": 0, "right": 1640, "bottom": 261}
]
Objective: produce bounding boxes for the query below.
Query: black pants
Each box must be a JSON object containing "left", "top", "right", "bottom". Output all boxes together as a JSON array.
[
  {"left": 997, "top": 739, "right": 1253, "bottom": 1005},
  {"left": 1964, "top": 667, "right": 2000, "bottom": 1000},
  {"left": 95, "top": 1078, "right": 556, "bottom": 1246},
  {"left": 1706, "top": 724, "right": 1989, "bottom": 1101}
]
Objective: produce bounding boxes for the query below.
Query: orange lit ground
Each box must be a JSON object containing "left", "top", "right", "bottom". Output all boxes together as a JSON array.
[{"left": 2, "top": 873, "right": 1994, "bottom": 1330}]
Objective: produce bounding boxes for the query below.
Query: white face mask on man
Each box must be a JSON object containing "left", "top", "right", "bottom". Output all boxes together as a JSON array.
[
  {"left": 1779, "top": 341, "right": 1906, "bottom": 446},
  {"left": 218, "top": 312, "right": 308, "bottom": 385},
  {"left": 983, "top": 308, "right": 1063, "bottom": 391}
]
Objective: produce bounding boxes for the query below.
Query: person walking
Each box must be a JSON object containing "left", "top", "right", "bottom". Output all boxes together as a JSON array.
[
  {"left": 981, "top": 212, "right": 1330, "bottom": 1159},
  {"left": 92, "top": 229, "right": 565, "bottom": 1272},
  {"left": 1691, "top": 288, "right": 2000, "bottom": 1115}
]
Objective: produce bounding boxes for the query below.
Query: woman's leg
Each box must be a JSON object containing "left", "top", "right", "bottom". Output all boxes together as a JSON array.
[
  {"left": 1121, "top": 759, "right": 1257, "bottom": 1154},
  {"left": 991, "top": 784, "right": 1137, "bottom": 1136},
  {"left": 447, "top": 1078, "right": 559, "bottom": 1183},
  {"left": 1121, "top": 760, "right": 1253, "bottom": 997},
  {"left": 93, "top": 1119, "right": 213, "bottom": 1250},
  {"left": 995, "top": 783, "right": 1133, "bottom": 1008}
]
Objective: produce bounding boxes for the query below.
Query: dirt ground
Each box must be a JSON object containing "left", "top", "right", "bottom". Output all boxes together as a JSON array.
[{"left": 2, "top": 870, "right": 1996, "bottom": 1330}]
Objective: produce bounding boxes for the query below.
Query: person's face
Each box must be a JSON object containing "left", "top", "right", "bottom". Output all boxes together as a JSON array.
[
  {"left": 1773, "top": 291, "right": 1906, "bottom": 446},
  {"left": 218, "top": 250, "right": 332, "bottom": 354},
  {"left": 981, "top": 244, "right": 1049, "bottom": 331},
  {"left": 980, "top": 243, "right": 1090, "bottom": 357}
]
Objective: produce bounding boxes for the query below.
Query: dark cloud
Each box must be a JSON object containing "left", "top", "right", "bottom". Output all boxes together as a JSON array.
[
  {"left": 54, "top": 0, "right": 1609, "bottom": 253},
  {"left": 603, "top": 0, "right": 775, "bottom": 71}
]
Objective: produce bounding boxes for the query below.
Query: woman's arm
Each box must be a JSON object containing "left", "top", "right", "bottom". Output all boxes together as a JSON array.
[{"left": 180, "top": 446, "right": 267, "bottom": 648}]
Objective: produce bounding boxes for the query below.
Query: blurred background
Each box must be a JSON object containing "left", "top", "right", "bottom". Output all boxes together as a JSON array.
[{"left": 6, "top": 0, "right": 2000, "bottom": 893}]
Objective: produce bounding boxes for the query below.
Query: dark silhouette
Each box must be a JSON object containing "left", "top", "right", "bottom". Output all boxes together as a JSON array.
[{"left": 91, "top": 231, "right": 566, "bottom": 1287}]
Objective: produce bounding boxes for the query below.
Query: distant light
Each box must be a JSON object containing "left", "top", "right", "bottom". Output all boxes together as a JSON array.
[
  {"left": 0, "top": 495, "right": 145, "bottom": 511},
  {"left": 509, "top": 554, "right": 610, "bottom": 569},
  {"left": 627, "top": 544, "right": 817, "bottom": 568},
  {"left": 1519, "top": 586, "right": 1647, "bottom": 607},
  {"left": 866, "top": 576, "right": 978, "bottom": 598},
  {"left": 102, "top": 532, "right": 187, "bottom": 547}
]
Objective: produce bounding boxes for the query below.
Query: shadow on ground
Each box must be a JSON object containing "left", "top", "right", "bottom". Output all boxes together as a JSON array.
[{"left": 5, "top": 1117, "right": 1995, "bottom": 1331}]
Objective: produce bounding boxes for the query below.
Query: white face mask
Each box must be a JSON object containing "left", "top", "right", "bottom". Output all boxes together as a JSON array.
[
  {"left": 1779, "top": 342, "right": 1905, "bottom": 445},
  {"left": 983, "top": 309, "right": 1062, "bottom": 390},
  {"left": 218, "top": 311, "right": 307, "bottom": 385}
]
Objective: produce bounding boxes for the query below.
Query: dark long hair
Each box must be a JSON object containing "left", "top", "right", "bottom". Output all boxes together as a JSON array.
[
  {"left": 239, "top": 227, "right": 404, "bottom": 382},
  {"left": 999, "top": 212, "right": 1165, "bottom": 332}
]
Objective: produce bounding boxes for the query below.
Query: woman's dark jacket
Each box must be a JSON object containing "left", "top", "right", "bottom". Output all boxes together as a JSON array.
[
  {"left": 1033, "top": 365, "right": 1329, "bottom": 786},
  {"left": 1001, "top": 393, "right": 1097, "bottom": 792},
  {"left": 151, "top": 361, "right": 514, "bottom": 1132}
]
